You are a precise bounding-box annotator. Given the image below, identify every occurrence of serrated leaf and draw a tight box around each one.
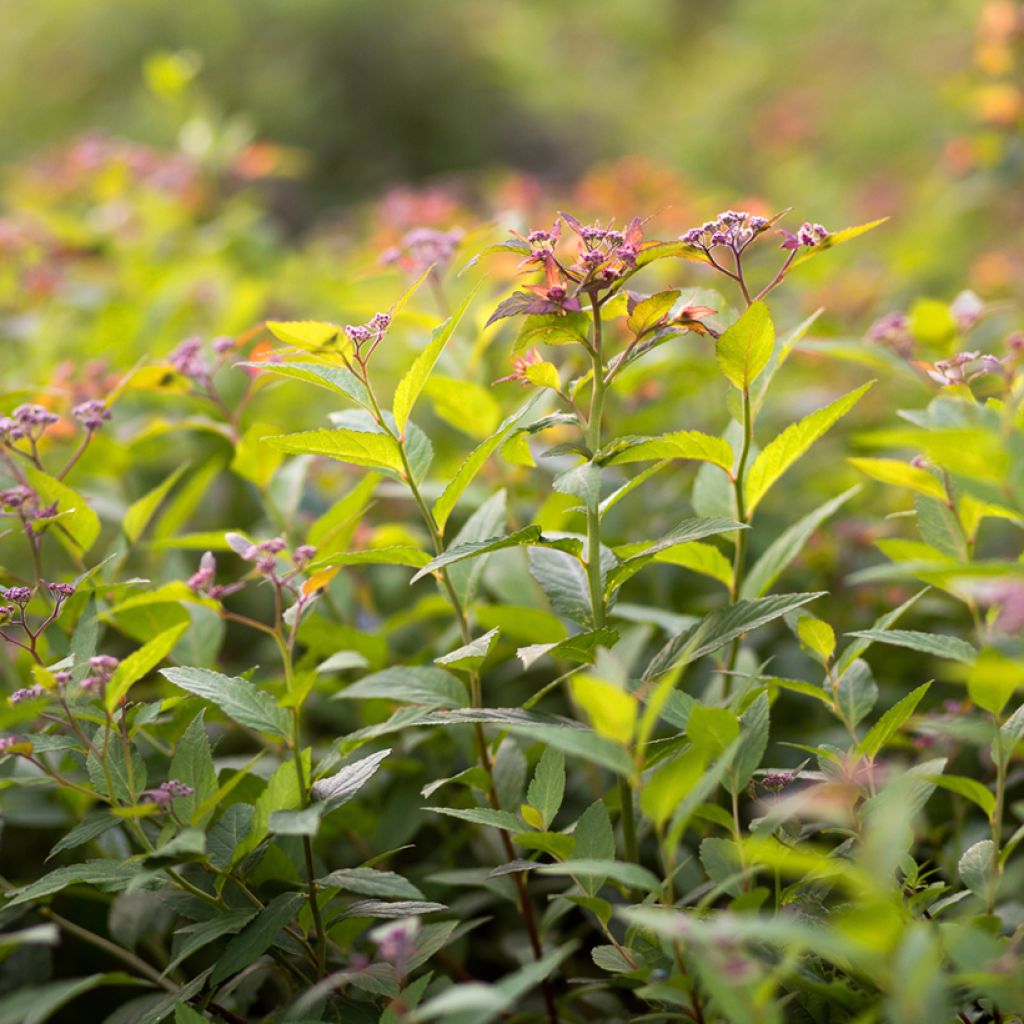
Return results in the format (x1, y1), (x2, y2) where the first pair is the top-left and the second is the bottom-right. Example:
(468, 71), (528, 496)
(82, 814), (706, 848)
(958, 839), (995, 900)
(411, 526), (542, 583)
(529, 546), (592, 627)
(246, 360), (370, 408)
(6, 861), (141, 907)
(161, 666), (290, 739)
(393, 289), (475, 437)
(105, 622), (188, 711)
(926, 774), (996, 817)
(265, 319), (346, 353)
(433, 398), (540, 531)
(335, 666), (467, 708)
(264, 427), (404, 473)
(605, 431), (733, 472)
(538, 860), (661, 892)
(165, 908), (257, 976)
(790, 217), (889, 268)
(169, 711), (218, 826)
(741, 486), (859, 599)
(857, 682), (931, 757)
(643, 592), (825, 681)
(435, 628), (500, 671)
(428, 806), (523, 832)
(23, 465), (101, 553)
(570, 674), (636, 745)
(317, 868), (424, 900)
(627, 290), (680, 335)
(312, 749), (390, 805)
(516, 628), (617, 669)
(848, 457), (946, 500)
(744, 382), (874, 514)
(834, 659), (878, 728)
(526, 747), (565, 829)
(716, 301), (774, 390)
(798, 615), (835, 664)
(845, 629), (976, 665)
(210, 892), (305, 986)
(515, 311), (591, 350)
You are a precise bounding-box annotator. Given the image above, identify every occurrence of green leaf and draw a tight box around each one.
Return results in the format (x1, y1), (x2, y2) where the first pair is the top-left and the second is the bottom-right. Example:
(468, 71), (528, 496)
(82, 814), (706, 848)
(160, 666), (291, 739)
(968, 648), (1023, 717)
(124, 463), (189, 542)
(844, 629), (976, 665)
(46, 810), (118, 862)
(335, 666), (467, 708)
(433, 398), (539, 531)
(643, 592), (825, 681)
(605, 430), (733, 472)
(553, 462), (601, 510)
(428, 806), (523, 832)
(265, 319), (346, 353)
(312, 748), (390, 806)
(835, 659), (878, 727)
(834, 588), (927, 677)
(730, 691), (770, 793)
(915, 494), (967, 559)
(516, 628), (617, 670)
(926, 774), (996, 818)
(245, 360), (370, 408)
(105, 622), (188, 711)
(640, 748), (706, 828)
(435, 628), (500, 671)
(570, 674), (636, 745)
(741, 486), (859, 599)
(958, 839), (995, 900)
(538, 860), (661, 892)
(790, 217), (889, 268)
(445, 489), (507, 606)
(410, 526), (542, 583)
(264, 427), (404, 473)
(573, 800), (614, 896)
(210, 892), (305, 986)
(529, 547), (592, 627)
(317, 868), (424, 900)
(165, 908), (257, 976)
(744, 381), (874, 514)
(526, 747), (565, 830)
(314, 545), (429, 569)
(798, 615), (835, 664)
(848, 457), (946, 500)
(515, 311), (591, 350)
(654, 541), (734, 589)
(0, 973), (146, 1024)
(858, 682), (931, 757)
(500, 723), (634, 777)
(687, 706), (740, 759)
(627, 290), (680, 335)
(393, 289), (475, 437)
(715, 301), (774, 390)
(23, 464), (101, 552)
(6, 860), (141, 907)
(169, 711), (218, 826)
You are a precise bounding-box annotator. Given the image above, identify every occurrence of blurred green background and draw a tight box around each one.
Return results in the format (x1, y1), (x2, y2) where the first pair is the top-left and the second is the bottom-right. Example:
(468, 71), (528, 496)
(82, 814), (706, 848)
(2, 0), (1017, 236)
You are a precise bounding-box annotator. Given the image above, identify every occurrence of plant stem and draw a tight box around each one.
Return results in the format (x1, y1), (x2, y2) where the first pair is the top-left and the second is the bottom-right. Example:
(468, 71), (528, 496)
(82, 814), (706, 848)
(990, 717), (1006, 915)
(359, 373), (556, 1021)
(584, 295), (638, 868)
(723, 385), (753, 691)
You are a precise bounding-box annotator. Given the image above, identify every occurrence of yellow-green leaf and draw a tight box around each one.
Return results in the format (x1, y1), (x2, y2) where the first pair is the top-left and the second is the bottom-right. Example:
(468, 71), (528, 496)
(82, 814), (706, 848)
(23, 465), (101, 553)
(654, 541), (733, 588)
(123, 463), (190, 543)
(525, 360), (561, 391)
(606, 431), (733, 473)
(393, 288), (475, 438)
(105, 622), (189, 711)
(570, 674), (637, 746)
(790, 218), (889, 268)
(847, 457), (945, 501)
(797, 615), (835, 664)
(745, 381), (874, 514)
(715, 301), (774, 391)
(264, 428), (404, 473)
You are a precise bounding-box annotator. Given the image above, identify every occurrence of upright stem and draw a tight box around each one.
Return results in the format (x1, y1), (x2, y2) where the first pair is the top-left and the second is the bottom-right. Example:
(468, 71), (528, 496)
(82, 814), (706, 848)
(585, 295), (638, 867)
(723, 386), (753, 691)
(360, 375), (556, 1022)
(990, 718), (1006, 915)
(274, 629), (328, 976)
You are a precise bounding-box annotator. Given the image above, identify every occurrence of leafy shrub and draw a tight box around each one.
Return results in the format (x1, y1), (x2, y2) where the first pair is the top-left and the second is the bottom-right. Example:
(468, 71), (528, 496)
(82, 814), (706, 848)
(1, 162), (1023, 1024)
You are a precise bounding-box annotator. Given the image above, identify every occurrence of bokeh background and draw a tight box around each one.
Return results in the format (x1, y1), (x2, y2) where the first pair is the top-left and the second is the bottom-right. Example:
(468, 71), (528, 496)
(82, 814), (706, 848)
(2, 0), (1021, 299)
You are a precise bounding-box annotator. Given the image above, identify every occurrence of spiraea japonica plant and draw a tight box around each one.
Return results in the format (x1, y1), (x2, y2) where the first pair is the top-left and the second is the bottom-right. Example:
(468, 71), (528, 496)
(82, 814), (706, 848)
(0, 190), (1023, 1024)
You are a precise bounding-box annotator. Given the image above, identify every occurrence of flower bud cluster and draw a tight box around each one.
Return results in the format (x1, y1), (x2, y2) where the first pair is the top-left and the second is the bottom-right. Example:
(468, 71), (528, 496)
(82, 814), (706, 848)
(382, 226), (463, 274)
(681, 210), (771, 253)
(80, 654), (120, 695)
(141, 779), (195, 808)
